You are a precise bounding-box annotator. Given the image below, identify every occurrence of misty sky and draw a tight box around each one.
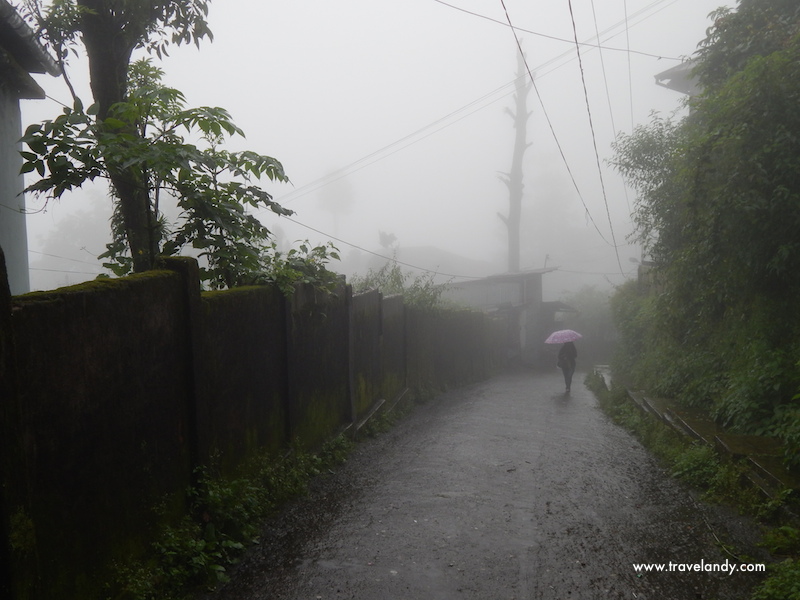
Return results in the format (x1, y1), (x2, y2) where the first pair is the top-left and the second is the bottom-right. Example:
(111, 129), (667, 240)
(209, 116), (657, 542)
(21, 0), (728, 298)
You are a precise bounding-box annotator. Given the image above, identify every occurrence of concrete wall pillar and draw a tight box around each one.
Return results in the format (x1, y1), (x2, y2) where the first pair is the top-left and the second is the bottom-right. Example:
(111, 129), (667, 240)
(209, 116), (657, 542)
(0, 88), (29, 295)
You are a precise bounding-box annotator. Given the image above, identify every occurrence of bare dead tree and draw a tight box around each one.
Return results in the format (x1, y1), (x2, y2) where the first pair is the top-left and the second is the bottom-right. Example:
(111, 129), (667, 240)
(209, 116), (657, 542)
(498, 50), (532, 273)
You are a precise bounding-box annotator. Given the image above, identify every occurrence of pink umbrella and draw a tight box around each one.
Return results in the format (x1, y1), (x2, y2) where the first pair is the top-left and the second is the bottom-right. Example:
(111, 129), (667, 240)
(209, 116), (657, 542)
(544, 329), (582, 344)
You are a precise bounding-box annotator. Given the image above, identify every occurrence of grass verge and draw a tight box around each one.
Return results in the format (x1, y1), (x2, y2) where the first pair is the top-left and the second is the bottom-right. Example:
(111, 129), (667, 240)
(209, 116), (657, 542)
(585, 370), (800, 600)
(106, 388), (423, 600)
(107, 435), (354, 600)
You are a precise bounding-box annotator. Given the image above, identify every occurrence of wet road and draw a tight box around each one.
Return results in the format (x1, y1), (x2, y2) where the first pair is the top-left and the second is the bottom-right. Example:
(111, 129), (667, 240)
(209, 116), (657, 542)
(207, 369), (766, 599)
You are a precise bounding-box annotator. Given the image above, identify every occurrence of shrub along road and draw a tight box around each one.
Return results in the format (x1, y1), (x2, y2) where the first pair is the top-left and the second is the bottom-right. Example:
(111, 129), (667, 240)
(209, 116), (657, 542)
(205, 369), (768, 599)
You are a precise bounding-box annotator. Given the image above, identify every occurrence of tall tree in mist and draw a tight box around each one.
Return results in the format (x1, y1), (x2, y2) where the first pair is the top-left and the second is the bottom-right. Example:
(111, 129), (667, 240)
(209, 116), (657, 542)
(609, 0), (800, 454)
(28, 0), (217, 273)
(498, 50), (532, 273)
(19, 1), (331, 290)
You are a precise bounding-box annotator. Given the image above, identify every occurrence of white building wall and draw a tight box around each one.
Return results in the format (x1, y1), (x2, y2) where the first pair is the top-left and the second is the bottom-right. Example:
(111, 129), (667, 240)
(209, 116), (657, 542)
(0, 83), (28, 295)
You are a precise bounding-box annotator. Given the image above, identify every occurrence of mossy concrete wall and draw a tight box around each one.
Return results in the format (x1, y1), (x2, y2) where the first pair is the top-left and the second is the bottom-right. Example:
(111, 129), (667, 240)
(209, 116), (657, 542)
(6, 268), (195, 599)
(348, 292), (408, 423)
(285, 282), (351, 450)
(406, 307), (502, 392)
(351, 290), (382, 420)
(0, 254), (502, 599)
(199, 285), (288, 472)
(379, 294), (406, 403)
(0, 247), (21, 600)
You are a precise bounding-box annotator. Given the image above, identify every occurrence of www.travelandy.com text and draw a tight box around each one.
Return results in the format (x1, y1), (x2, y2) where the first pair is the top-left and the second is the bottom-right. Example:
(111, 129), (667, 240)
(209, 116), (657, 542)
(632, 560), (765, 575)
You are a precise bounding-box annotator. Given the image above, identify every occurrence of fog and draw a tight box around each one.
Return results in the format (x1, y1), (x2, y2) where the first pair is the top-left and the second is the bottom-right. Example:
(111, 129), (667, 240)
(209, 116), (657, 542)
(21, 0), (726, 299)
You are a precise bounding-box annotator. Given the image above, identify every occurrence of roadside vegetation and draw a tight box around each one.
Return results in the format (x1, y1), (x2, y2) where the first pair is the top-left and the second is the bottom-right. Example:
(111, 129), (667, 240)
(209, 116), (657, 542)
(108, 392), (417, 600)
(608, 0), (800, 465)
(107, 436), (353, 600)
(349, 257), (449, 310)
(585, 371), (800, 600)
(603, 8), (800, 592)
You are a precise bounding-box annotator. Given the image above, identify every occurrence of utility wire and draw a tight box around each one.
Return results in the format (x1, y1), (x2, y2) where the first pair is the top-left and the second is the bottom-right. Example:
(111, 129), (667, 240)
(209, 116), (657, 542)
(588, 0), (632, 217)
(590, 0), (619, 136)
(29, 249), (103, 267)
(270, 0), (686, 209)
(30, 267), (103, 275)
(566, 0), (624, 273)
(268, 77), (520, 207)
(498, 0), (613, 248)
(283, 215), (486, 280)
(621, 0), (635, 215)
(558, 267), (636, 276)
(431, 0), (681, 61)
(625, 0), (636, 133)
(274, 2), (642, 269)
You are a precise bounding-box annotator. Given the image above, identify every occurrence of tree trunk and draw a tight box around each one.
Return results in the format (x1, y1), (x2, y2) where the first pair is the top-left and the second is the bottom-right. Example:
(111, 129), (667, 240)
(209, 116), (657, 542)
(501, 52), (532, 274)
(79, 0), (155, 272)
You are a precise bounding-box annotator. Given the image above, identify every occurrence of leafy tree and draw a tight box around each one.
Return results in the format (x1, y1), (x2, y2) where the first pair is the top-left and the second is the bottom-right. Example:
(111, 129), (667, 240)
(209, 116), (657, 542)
(350, 258), (448, 310)
(256, 240), (342, 296)
(609, 111), (689, 265)
(19, 1), (328, 290)
(693, 0), (800, 91)
(25, 0), (216, 272)
(609, 0), (800, 455)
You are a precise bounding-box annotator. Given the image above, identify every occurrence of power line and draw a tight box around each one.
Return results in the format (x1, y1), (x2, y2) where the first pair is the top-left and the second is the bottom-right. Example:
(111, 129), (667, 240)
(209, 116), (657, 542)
(622, 0), (636, 214)
(566, 0), (624, 273)
(589, 0), (619, 139)
(624, 0), (636, 133)
(267, 77), (519, 208)
(498, 0), (614, 249)
(431, 0), (680, 61)
(283, 216), (485, 281)
(274, 1), (643, 269)
(269, 1), (687, 210)
(29, 267), (103, 275)
(29, 249), (104, 267)
(557, 267), (636, 276)
(588, 0), (632, 218)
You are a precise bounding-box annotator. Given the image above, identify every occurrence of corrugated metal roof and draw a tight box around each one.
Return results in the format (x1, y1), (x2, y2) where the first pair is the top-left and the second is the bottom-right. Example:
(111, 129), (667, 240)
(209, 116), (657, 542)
(0, 0), (59, 77)
(654, 60), (700, 96)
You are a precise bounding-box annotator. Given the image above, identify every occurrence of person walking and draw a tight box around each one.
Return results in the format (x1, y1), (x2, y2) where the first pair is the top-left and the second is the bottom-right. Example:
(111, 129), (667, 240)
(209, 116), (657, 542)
(557, 341), (577, 392)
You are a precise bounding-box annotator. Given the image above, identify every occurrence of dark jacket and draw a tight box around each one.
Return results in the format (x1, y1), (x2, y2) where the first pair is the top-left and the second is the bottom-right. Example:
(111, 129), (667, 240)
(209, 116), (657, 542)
(558, 342), (577, 369)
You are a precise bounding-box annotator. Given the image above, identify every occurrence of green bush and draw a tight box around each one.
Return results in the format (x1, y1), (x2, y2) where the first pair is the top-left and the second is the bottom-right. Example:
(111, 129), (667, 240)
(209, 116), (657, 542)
(761, 526), (800, 556)
(350, 258), (448, 310)
(108, 436), (354, 600)
(751, 559), (800, 600)
(588, 371), (800, 600)
(670, 443), (719, 488)
(608, 279), (800, 469)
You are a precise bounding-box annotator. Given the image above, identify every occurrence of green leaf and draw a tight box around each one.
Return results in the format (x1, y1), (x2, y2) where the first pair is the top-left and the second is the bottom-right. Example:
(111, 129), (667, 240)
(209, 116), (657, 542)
(19, 161), (37, 174)
(103, 117), (128, 130)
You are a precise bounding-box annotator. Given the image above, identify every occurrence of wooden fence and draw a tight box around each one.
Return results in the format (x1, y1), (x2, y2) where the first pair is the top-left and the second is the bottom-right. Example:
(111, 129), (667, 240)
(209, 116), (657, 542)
(0, 252), (503, 599)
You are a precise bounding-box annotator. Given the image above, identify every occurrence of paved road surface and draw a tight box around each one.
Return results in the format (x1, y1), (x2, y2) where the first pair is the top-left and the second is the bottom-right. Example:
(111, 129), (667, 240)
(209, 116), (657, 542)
(207, 369), (767, 599)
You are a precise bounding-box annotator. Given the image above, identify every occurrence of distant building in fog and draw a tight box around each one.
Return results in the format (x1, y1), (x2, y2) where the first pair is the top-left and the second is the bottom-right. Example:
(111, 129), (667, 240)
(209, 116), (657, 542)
(442, 268), (556, 366)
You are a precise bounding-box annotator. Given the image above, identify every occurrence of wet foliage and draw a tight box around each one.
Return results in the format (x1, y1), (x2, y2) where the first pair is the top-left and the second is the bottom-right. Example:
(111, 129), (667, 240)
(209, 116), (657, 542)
(587, 370), (800, 600)
(20, 3), (337, 291)
(608, 0), (800, 466)
(107, 436), (353, 600)
(350, 257), (448, 310)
